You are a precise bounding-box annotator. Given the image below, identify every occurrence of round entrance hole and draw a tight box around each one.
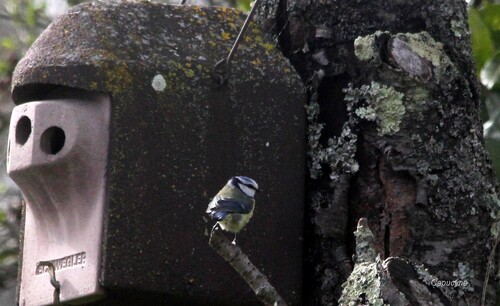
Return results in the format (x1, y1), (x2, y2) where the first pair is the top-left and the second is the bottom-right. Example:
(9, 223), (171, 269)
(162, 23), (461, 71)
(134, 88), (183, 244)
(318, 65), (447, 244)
(16, 116), (32, 145)
(40, 127), (66, 155)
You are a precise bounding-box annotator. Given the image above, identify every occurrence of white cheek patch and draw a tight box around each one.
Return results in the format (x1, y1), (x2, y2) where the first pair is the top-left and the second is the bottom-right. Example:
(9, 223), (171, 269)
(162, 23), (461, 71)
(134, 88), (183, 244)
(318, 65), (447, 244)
(239, 183), (256, 198)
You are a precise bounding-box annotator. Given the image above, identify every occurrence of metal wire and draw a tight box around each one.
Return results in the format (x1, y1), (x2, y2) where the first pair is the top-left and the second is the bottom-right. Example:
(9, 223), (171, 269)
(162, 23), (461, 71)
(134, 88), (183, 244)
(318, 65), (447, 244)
(38, 261), (61, 305)
(212, 0), (261, 85)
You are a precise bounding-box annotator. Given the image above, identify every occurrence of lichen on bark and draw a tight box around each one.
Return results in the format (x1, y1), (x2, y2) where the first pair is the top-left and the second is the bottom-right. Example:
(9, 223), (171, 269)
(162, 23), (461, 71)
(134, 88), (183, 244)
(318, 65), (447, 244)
(257, 0), (499, 304)
(345, 81), (405, 136)
(339, 219), (386, 306)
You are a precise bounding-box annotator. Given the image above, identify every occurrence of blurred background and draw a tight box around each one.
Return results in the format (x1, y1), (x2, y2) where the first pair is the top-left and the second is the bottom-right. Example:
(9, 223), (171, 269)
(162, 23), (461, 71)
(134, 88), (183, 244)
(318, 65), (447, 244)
(0, 0), (497, 304)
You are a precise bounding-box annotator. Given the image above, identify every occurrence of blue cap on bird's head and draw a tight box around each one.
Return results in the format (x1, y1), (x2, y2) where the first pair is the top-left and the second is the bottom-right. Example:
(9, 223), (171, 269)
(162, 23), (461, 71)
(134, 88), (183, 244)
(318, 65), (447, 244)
(229, 176), (259, 197)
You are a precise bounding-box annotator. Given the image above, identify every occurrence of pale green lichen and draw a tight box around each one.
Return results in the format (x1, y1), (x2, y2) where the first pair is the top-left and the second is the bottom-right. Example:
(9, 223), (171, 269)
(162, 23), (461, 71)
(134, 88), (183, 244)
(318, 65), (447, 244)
(354, 219), (377, 263)
(354, 35), (376, 61)
(345, 81), (405, 136)
(400, 32), (452, 74)
(414, 263), (437, 287)
(325, 127), (359, 181)
(354, 31), (389, 62)
(304, 94), (325, 179)
(305, 94), (359, 180)
(338, 262), (387, 306)
(355, 106), (377, 121)
(405, 86), (429, 106)
(339, 221), (386, 306)
(392, 32), (467, 93)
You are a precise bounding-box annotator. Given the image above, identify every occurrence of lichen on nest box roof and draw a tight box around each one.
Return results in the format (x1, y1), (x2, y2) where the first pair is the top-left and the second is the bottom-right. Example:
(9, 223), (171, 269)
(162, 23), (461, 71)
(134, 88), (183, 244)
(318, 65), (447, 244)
(11, 0), (302, 103)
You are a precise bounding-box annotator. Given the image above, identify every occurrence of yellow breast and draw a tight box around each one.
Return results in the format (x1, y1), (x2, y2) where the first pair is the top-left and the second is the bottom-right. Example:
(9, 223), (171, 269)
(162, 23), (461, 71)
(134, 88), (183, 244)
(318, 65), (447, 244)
(218, 210), (254, 233)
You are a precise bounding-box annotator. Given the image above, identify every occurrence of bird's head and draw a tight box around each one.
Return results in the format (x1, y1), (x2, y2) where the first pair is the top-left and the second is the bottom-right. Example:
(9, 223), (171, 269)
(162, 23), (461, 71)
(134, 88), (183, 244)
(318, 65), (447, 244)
(229, 176), (259, 198)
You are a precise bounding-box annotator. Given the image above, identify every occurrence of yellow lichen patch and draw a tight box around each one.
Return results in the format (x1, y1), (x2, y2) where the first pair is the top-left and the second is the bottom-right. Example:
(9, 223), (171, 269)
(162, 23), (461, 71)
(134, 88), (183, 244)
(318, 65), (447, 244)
(167, 72), (178, 91)
(167, 59), (183, 70)
(218, 7), (236, 22)
(88, 49), (119, 62)
(251, 58), (262, 66)
(90, 81), (98, 90)
(221, 31), (231, 40)
(167, 72), (177, 79)
(260, 42), (275, 52)
(104, 62), (134, 94)
(184, 69), (195, 78)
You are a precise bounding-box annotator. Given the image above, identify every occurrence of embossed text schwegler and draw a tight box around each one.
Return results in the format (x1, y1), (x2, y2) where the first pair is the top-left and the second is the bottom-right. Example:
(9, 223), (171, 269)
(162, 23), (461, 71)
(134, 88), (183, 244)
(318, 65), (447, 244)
(35, 252), (86, 275)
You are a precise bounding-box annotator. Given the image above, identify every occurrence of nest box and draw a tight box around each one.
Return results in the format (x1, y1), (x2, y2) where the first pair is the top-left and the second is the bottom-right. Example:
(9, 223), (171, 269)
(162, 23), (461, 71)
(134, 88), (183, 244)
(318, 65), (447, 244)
(7, 1), (305, 305)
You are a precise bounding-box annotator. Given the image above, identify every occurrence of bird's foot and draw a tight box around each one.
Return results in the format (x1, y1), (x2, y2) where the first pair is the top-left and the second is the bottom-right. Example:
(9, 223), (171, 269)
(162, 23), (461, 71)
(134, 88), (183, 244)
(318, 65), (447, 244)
(210, 223), (219, 239)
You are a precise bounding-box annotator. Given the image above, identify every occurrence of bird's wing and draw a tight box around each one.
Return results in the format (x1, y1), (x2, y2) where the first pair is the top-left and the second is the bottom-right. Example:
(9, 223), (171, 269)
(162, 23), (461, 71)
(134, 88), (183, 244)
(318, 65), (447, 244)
(207, 196), (253, 220)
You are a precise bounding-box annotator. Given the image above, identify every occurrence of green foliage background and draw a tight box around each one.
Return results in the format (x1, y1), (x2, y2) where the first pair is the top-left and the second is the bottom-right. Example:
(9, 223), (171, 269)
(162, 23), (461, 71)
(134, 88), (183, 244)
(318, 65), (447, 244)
(469, 2), (500, 176)
(0, 1), (49, 302)
(0, 0), (497, 304)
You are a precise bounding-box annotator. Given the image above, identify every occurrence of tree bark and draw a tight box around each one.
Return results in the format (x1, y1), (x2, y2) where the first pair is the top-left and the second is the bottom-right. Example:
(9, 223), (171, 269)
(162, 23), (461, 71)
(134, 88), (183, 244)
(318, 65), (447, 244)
(257, 0), (499, 305)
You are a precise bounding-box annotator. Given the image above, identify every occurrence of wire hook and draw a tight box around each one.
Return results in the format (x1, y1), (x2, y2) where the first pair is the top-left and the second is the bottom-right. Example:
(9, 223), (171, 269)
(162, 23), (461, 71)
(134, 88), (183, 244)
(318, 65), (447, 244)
(38, 261), (61, 305)
(212, 0), (262, 85)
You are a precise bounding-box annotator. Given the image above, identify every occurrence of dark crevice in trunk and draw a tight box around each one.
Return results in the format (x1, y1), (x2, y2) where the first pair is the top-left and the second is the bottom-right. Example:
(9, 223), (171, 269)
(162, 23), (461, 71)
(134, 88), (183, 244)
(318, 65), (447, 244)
(384, 221), (391, 259)
(317, 75), (349, 139)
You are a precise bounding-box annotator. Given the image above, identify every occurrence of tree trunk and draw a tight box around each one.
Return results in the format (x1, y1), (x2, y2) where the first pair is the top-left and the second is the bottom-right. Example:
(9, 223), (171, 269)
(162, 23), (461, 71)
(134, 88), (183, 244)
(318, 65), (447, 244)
(257, 0), (498, 305)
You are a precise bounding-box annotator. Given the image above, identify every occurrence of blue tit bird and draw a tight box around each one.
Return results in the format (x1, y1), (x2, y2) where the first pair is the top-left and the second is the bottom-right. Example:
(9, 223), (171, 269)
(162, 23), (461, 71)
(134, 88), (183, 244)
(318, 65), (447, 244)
(206, 176), (259, 244)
